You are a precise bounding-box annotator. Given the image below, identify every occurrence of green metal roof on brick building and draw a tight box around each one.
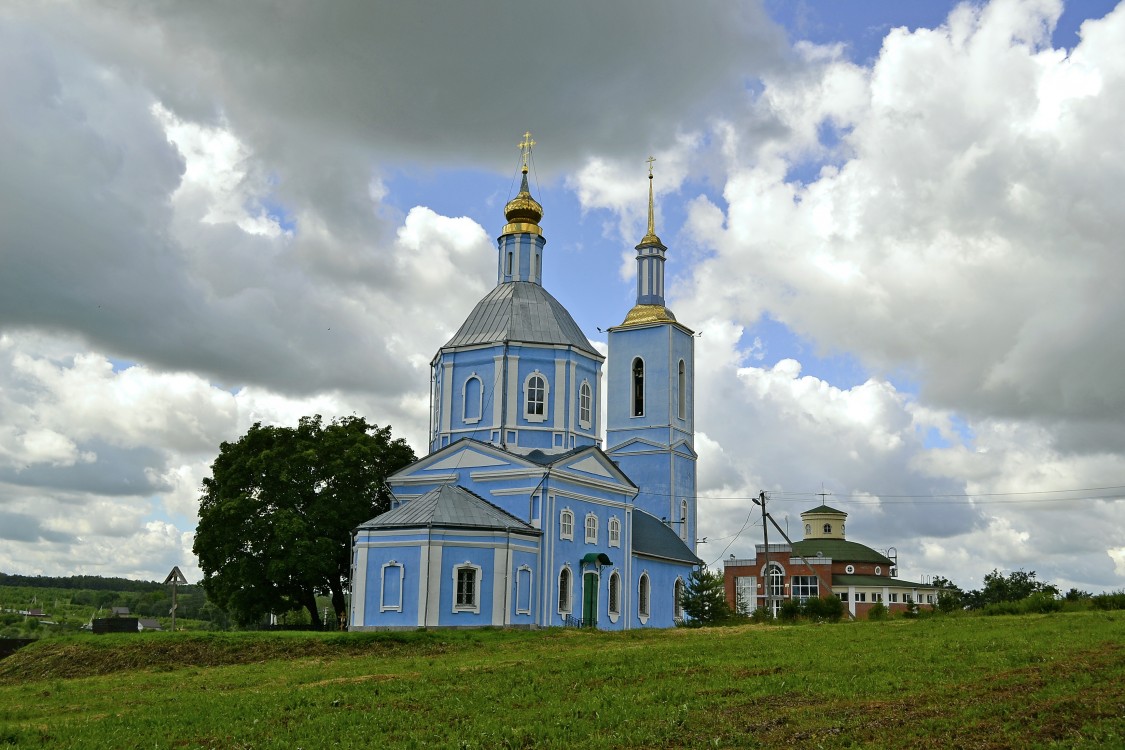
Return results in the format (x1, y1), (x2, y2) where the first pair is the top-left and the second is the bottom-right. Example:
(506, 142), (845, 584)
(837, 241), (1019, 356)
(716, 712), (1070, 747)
(791, 538), (892, 565)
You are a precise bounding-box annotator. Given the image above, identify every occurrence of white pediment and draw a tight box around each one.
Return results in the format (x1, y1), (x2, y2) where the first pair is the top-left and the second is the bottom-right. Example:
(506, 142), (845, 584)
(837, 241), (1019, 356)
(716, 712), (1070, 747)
(568, 455), (615, 478)
(428, 449), (510, 470)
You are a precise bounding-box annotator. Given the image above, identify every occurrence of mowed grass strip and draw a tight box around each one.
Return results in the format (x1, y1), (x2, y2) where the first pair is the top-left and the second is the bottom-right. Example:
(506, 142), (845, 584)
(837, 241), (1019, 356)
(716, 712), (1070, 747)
(0, 612), (1121, 749)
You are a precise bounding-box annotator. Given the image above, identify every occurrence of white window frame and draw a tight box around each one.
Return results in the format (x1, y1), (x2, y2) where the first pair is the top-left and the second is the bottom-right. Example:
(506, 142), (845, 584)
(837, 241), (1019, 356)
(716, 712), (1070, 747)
(524, 371), (549, 423)
(823, 523), (832, 534)
(462, 374), (483, 424)
(608, 571), (621, 623)
(558, 566), (573, 614)
(515, 565), (533, 615)
(452, 563), (482, 614)
(560, 508), (574, 540)
(608, 516), (621, 548)
(791, 575), (818, 603)
(677, 359), (686, 420)
(578, 380), (593, 428)
(735, 576), (756, 614)
(845, 564), (855, 574)
(584, 513), (598, 544)
(631, 357), (645, 418)
(674, 578), (685, 621)
(679, 499), (688, 540)
(380, 561), (404, 612)
(638, 572), (651, 622)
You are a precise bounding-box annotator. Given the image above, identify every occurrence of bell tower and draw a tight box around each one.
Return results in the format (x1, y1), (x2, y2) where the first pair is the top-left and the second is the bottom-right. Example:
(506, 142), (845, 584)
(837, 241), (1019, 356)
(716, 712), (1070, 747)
(606, 160), (697, 549)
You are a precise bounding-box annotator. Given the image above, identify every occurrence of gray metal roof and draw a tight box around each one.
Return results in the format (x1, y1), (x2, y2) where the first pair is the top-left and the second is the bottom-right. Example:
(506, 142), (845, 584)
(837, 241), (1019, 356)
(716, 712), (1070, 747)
(632, 510), (701, 565)
(442, 281), (600, 356)
(357, 484), (537, 533)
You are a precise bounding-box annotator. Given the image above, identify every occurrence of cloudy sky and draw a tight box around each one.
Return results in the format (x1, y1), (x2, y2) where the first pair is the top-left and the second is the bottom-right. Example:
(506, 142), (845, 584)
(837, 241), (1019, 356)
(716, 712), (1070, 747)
(2, 0), (1123, 594)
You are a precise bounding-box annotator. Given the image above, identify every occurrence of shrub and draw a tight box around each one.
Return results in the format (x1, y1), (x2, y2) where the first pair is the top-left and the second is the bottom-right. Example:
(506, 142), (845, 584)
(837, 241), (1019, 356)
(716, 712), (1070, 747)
(778, 598), (802, 623)
(1092, 591), (1125, 611)
(901, 600), (919, 619)
(937, 591), (960, 614)
(749, 606), (772, 624)
(805, 595), (844, 622)
(1023, 592), (1062, 614)
(867, 602), (888, 621)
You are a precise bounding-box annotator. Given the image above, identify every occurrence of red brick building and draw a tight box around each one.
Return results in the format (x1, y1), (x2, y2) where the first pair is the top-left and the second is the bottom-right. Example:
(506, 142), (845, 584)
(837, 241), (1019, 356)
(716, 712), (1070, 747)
(722, 504), (938, 619)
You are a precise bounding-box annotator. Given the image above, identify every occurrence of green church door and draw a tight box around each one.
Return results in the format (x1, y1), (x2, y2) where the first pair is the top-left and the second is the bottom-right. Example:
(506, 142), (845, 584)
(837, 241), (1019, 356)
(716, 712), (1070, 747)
(582, 572), (598, 627)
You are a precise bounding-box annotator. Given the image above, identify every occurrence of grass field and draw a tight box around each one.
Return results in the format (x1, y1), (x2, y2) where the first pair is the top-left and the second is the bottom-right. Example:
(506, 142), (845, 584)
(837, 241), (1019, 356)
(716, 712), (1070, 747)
(1, 612), (1122, 749)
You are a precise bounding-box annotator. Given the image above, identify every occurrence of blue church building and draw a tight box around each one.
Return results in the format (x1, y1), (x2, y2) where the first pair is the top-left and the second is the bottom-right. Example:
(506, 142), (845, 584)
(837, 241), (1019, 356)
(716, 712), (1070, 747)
(349, 141), (700, 630)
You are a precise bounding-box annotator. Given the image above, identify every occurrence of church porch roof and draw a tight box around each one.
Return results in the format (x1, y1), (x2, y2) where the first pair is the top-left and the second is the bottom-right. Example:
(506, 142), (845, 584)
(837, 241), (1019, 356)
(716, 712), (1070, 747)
(632, 509), (700, 565)
(357, 484), (537, 533)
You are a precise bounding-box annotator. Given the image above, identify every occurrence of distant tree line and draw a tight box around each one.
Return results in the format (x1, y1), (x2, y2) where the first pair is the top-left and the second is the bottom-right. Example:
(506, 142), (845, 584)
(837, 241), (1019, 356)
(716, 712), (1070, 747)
(0, 573), (168, 593)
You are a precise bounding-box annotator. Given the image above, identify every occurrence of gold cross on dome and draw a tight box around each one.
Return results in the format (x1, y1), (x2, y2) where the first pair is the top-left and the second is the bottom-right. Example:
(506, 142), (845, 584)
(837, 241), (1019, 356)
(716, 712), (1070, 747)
(519, 131), (536, 171)
(646, 155), (656, 178)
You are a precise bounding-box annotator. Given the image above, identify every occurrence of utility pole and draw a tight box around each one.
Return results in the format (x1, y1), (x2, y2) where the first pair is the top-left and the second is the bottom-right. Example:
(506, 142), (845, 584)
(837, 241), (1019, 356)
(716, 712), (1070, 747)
(753, 490), (771, 619)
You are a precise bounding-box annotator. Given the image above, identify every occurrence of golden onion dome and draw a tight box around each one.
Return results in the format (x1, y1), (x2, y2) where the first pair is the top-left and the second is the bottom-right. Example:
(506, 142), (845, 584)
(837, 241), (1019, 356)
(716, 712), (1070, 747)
(504, 187), (543, 225)
(502, 170), (543, 236)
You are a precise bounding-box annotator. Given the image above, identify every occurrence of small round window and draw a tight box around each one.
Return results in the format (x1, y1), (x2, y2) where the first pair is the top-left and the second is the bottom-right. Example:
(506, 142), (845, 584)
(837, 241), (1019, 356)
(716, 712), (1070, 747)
(845, 564), (855, 574)
(875, 566), (882, 575)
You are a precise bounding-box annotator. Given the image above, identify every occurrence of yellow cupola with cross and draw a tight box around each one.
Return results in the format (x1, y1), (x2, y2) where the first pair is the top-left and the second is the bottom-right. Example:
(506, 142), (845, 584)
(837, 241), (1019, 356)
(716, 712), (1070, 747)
(801, 504), (847, 540)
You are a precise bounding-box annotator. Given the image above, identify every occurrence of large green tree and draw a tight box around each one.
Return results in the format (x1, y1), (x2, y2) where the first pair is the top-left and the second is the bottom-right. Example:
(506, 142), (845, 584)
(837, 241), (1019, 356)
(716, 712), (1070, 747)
(193, 415), (415, 628)
(679, 566), (736, 626)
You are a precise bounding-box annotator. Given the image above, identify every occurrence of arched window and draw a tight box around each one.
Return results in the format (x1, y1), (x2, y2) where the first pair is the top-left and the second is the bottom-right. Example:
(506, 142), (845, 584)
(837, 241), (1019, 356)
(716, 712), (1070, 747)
(768, 563), (785, 604)
(560, 509), (574, 540)
(677, 360), (686, 420)
(674, 578), (685, 620)
(515, 566), (533, 615)
(579, 380), (592, 427)
(805, 523), (811, 536)
(608, 517), (621, 547)
(558, 567), (572, 613)
(823, 523), (832, 534)
(631, 358), (644, 417)
(584, 513), (598, 544)
(679, 499), (688, 540)
(638, 573), (651, 617)
(608, 572), (621, 616)
(525, 372), (548, 421)
(462, 375), (482, 423)
(506, 251), (513, 276)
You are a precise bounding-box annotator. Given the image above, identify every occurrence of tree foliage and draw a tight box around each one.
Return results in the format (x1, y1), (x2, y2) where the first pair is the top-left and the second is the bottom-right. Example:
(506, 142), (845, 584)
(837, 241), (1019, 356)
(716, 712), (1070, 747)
(679, 566), (736, 626)
(962, 569), (1059, 610)
(193, 415), (415, 628)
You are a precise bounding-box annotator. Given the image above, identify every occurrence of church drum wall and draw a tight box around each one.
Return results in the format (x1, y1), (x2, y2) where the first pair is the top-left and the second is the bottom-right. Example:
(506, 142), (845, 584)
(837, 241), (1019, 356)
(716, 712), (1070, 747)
(434, 344), (601, 454)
